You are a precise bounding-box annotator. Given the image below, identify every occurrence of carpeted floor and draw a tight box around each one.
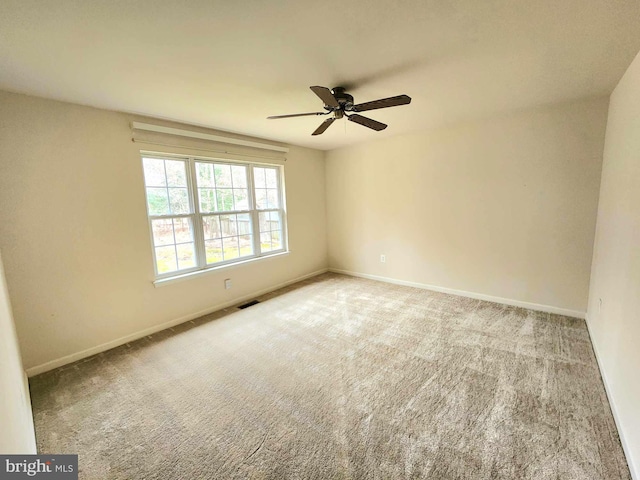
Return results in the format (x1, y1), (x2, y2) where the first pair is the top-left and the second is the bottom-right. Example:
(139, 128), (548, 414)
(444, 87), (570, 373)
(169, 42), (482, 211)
(30, 273), (630, 479)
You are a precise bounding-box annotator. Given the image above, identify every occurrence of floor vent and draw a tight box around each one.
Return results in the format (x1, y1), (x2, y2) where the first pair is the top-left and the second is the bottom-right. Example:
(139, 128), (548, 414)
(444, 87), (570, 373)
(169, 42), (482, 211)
(238, 300), (260, 309)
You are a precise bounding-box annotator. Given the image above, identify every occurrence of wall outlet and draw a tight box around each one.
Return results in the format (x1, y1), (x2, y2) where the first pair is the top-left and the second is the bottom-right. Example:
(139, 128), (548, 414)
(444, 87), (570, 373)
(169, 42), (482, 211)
(380, 254), (386, 263)
(224, 278), (232, 290)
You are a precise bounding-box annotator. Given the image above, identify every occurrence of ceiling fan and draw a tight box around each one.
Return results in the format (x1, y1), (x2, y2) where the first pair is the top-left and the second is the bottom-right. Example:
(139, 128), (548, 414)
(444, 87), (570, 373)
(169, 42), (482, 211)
(267, 86), (411, 136)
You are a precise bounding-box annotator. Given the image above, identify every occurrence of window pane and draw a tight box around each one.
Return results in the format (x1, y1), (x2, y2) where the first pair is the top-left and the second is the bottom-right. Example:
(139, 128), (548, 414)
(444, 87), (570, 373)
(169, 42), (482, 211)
(169, 188), (190, 214)
(253, 167), (266, 188)
(216, 189), (234, 212)
(260, 232), (273, 252)
(266, 189), (279, 209)
(214, 164), (232, 187)
(222, 236), (239, 260)
(199, 188), (216, 213)
(259, 211), (280, 233)
(231, 165), (247, 188)
(173, 218), (193, 243)
(205, 239), (223, 264)
(271, 230), (282, 250)
(258, 212), (269, 232)
(196, 163), (214, 187)
(258, 211), (282, 253)
(165, 160), (187, 187)
(237, 213), (251, 235)
(269, 211), (281, 231)
(152, 219), (174, 246)
(143, 158), (166, 187)
(156, 246), (178, 274)
(176, 243), (196, 269)
(239, 234), (253, 257)
(203, 215), (221, 240)
(219, 214), (237, 237)
(265, 168), (277, 188)
(151, 216), (195, 275)
(255, 188), (267, 209)
(146, 188), (170, 215)
(233, 189), (249, 211)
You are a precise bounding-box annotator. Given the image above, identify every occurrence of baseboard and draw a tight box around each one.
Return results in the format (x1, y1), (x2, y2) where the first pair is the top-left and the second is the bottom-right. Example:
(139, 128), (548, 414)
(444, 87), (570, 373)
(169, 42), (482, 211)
(26, 268), (328, 377)
(585, 315), (637, 480)
(329, 268), (586, 319)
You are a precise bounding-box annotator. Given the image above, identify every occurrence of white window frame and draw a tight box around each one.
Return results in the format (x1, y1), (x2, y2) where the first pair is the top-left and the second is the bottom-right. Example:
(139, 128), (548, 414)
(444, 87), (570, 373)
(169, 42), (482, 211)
(141, 152), (288, 280)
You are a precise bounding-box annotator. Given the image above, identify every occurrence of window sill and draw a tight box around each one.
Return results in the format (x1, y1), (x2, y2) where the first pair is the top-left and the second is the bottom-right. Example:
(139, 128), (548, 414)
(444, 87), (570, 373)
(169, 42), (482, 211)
(153, 251), (290, 288)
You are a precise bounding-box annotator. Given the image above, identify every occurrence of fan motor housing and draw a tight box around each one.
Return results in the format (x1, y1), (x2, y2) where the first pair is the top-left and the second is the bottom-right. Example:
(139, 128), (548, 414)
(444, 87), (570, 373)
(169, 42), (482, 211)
(331, 87), (354, 110)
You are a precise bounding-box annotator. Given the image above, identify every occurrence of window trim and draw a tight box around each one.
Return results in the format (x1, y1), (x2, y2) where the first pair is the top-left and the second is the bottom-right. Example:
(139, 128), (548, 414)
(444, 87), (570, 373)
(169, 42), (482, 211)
(141, 152), (288, 281)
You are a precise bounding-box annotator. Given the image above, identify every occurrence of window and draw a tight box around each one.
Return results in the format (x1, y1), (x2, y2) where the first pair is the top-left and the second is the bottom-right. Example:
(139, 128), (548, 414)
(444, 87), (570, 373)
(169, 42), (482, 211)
(142, 154), (286, 278)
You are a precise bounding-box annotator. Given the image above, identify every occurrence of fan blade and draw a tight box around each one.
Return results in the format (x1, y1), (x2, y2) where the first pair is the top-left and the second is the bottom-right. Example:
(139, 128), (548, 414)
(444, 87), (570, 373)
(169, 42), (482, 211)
(352, 94), (411, 112)
(310, 86), (340, 108)
(312, 117), (337, 136)
(347, 114), (387, 131)
(267, 112), (327, 119)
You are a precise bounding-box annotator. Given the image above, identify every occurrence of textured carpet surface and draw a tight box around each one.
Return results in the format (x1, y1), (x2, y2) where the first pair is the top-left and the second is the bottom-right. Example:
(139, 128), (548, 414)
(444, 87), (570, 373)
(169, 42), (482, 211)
(30, 273), (630, 479)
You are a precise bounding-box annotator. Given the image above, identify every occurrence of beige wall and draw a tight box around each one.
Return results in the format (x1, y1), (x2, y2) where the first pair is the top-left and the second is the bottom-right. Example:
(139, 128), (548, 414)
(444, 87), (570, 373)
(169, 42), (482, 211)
(587, 51), (640, 479)
(326, 98), (608, 314)
(0, 91), (328, 372)
(0, 250), (36, 453)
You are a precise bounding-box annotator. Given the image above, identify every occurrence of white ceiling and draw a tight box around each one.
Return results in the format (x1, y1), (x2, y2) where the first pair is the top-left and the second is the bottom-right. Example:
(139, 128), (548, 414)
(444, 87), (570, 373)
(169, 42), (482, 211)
(1, 0), (639, 151)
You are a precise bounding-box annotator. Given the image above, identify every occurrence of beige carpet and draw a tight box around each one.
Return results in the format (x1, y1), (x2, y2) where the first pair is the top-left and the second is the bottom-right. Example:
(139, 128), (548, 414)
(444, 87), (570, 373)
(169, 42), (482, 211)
(30, 273), (630, 479)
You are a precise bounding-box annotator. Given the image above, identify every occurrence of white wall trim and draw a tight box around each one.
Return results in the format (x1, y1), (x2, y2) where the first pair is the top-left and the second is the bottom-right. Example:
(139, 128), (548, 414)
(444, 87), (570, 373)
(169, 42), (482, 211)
(26, 268), (328, 377)
(585, 315), (637, 480)
(329, 268), (586, 319)
(131, 122), (289, 153)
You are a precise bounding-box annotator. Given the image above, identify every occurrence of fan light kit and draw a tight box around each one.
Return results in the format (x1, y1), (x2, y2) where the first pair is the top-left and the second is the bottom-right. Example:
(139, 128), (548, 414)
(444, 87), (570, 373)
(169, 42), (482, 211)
(267, 86), (411, 136)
